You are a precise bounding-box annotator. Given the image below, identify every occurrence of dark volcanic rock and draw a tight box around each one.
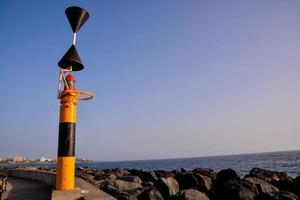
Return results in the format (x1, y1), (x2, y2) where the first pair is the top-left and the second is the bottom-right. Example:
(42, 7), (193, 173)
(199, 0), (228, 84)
(181, 168), (187, 173)
(216, 168), (239, 187)
(174, 172), (199, 190)
(111, 168), (131, 177)
(93, 179), (105, 187)
(129, 169), (158, 183)
(246, 177), (279, 200)
(199, 174), (213, 192)
(154, 177), (179, 200)
(192, 168), (216, 180)
(76, 167), (97, 176)
(94, 170), (117, 181)
(217, 179), (258, 200)
(76, 171), (95, 182)
(249, 168), (275, 182)
(249, 168), (294, 191)
(72, 167), (297, 199)
(173, 189), (209, 200)
(118, 193), (138, 200)
(119, 176), (143, 184)
(100, 179), (143, 198)
(86, 169), (97, 176)
(293, 176), (300, 197)
(142, 181), (154, 188)
(174, 172), (212, 193)
(155, 170), (176, 178)
(278, 191), (299, 200)
(138, 187), (164, 200)
(94, 170), (107, 180)
(94, 168), (129, 181)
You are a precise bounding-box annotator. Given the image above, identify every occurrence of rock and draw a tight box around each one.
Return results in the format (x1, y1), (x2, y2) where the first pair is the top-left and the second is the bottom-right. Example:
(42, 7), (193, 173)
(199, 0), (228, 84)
(171, 170), (180, 174)
(155, 177), (179, 200)
(249, 168), (294, 191)
(207, 186), (217, 200)
(108, 174), (117, 180)
(94, 170), (117, 181)
(76, 167), (96, 176)
(94, 170), (107, 180)
(111, 168), (131, 178)
(138, 187), (164, 200)
(76, 166), (91, 173)
(103, 169), (111, 174)
(129, 169), (158, 183)
(217, 179), (258, 200)
(174, 189), (209, 200)
(86, 169), (97, 176)
(174, 172), (198, 190)
(118, 193), (138, 200)
(143, 181), (154, 187)
(174, 172), (212, 193)
(76, 171), (95, 181)
(119, 176), (143, 184)
(246, 177), (279, 200)
(76, 166), (85, 171)
(278, 191), (299, 200)
(181, 168), (187, 173)
(93, 179), (105, 187)
(94, 169), (123, 181)
(155, 170), (176, 178)
(192, 168), (216, 180)
(100, 179), (143, 197)
(200, 175), (213, 192)
(293, 176), (300, 197)
(216, 168), (239, 187)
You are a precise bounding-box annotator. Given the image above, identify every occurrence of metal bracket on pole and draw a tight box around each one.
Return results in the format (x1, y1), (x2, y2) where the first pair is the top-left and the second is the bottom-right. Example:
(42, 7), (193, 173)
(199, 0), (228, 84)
(57, 68), (72, 99)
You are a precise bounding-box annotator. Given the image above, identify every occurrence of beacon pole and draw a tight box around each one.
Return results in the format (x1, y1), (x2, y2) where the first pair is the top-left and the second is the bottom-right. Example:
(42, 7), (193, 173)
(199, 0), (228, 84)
(56, 6), (93, 190)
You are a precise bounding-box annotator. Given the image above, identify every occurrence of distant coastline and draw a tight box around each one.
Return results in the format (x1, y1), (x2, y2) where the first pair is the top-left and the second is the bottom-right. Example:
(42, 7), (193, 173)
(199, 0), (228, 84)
(1, 150), (299, 177)
(0, 157), (94, 165)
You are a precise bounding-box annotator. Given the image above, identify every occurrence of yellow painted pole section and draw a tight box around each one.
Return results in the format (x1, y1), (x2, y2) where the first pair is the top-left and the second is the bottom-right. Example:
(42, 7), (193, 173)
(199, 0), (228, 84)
(56, 88), (78, 190)
(59, 91), (78, 123)
(56, 157), (76, 190)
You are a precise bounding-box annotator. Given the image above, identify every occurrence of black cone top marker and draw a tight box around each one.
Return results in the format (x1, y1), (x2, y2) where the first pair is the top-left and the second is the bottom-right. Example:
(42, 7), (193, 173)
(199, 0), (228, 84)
(65, 6), (90, 33)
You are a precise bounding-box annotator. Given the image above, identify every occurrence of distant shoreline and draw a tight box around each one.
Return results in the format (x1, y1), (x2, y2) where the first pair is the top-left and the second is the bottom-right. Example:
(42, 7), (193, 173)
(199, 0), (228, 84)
(1, 150), (299, 178)
(1, 149), (299, 164)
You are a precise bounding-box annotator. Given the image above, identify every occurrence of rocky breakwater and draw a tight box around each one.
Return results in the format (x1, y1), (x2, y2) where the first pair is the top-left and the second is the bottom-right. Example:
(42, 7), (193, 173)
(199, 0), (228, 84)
(76, 167), (299, 200)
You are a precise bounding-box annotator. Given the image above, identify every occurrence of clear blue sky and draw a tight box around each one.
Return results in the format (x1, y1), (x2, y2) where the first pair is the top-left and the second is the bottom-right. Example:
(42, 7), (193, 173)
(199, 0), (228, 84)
(0, 1), (299, 161)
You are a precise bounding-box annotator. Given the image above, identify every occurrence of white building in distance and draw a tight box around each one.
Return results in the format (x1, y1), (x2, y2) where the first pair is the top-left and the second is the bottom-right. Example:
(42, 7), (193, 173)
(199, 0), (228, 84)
(39, 157), (52, 162)
(7, 156), (26, 162)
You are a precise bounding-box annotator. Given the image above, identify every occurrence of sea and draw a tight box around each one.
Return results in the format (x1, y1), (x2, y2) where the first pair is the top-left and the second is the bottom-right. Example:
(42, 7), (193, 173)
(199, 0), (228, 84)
(1, 150), (299, 177)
